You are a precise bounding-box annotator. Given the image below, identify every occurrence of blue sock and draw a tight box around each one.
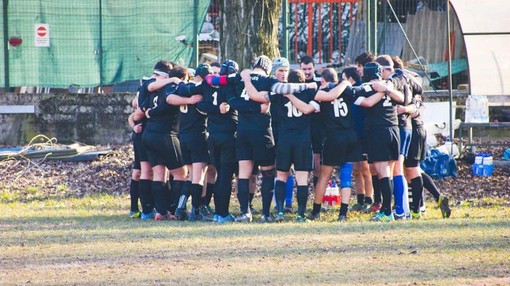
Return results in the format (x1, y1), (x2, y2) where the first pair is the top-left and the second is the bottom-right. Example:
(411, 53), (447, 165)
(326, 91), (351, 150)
(285, 175), (294, 207)
(393, 175), (405, 215)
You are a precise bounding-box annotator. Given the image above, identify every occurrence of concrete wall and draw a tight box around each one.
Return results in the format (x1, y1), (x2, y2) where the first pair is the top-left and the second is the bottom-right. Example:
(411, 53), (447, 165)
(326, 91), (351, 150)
(0, 93), (134, 145)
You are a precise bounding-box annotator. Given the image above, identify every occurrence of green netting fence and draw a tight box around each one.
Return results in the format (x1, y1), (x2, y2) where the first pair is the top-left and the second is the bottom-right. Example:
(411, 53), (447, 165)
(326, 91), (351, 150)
(1, 0), (210, 89)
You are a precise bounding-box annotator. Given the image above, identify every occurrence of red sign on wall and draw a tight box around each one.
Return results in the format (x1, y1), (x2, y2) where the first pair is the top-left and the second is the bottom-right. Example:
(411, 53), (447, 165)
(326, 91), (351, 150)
(34, 24), (50, 47)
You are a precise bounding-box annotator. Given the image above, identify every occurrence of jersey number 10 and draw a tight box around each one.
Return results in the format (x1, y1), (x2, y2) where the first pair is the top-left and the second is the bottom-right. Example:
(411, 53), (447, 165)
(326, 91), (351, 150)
(284, 101), (303, 117)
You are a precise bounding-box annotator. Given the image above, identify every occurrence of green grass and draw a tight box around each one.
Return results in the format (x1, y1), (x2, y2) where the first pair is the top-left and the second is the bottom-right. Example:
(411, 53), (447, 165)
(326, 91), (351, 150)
(1, 195), (509, 285)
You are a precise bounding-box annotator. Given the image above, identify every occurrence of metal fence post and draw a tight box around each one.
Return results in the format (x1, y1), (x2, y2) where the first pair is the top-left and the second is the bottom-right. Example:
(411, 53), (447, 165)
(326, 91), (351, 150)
(191, 0), (199, 68)
(3, 0), (9, 91)
(281, 0), (289, 59)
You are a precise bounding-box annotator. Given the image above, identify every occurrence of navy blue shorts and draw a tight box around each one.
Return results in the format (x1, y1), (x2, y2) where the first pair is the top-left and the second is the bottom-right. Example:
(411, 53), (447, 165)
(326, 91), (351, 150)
(399, 128), (412, 157)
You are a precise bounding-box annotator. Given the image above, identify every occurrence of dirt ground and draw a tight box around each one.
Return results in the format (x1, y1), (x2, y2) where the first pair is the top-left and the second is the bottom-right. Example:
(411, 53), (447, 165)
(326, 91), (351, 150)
(0, 143), (509, 204)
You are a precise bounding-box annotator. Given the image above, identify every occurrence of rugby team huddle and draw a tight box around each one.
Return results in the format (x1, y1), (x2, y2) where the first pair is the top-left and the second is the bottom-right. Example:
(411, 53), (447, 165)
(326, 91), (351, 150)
(127, 51), (451, 223)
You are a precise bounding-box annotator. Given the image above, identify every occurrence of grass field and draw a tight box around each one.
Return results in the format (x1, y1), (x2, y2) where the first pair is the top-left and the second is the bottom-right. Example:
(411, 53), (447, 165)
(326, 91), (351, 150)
(1, 195), (509, 285)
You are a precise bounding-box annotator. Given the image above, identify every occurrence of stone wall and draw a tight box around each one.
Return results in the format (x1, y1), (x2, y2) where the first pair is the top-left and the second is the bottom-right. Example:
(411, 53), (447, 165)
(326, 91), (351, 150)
(0, 89), (485, 146)
(0, 93), (134, 145)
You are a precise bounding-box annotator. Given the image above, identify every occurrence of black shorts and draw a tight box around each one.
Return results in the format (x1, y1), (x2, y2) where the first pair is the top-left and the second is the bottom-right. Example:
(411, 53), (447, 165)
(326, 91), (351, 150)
(180, 133), (210, 165)
(405, 125), (427, 166)
(366, 126), (400, 163)
(276, 138), (313, 172)
(353, 130), (368, 162)
(142, 131), (183, 170)
(321, 130), (359, 166)
(133, 131), (150, 170)
(236, 129), (275, 166)
(208, 131), (237, 167)
(311, 125), (325, 154)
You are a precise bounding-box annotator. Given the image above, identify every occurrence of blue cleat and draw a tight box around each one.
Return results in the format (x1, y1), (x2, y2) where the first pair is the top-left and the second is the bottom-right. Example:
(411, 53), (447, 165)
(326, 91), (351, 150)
(370, 212), (394, 222)
(217, 214), (235, 224)
(141, 210), (156, 220)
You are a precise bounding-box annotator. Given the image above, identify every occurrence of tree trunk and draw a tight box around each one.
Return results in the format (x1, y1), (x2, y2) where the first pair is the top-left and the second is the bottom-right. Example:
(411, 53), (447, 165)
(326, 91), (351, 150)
(219, 0), (281, 70)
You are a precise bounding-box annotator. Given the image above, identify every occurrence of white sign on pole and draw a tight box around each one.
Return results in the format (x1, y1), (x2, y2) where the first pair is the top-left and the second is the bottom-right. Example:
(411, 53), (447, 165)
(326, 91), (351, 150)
(34, 24), (50, 47)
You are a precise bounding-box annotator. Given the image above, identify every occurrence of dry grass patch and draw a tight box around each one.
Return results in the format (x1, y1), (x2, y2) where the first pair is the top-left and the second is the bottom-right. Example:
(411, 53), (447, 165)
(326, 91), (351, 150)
(1, 195), (509, 285)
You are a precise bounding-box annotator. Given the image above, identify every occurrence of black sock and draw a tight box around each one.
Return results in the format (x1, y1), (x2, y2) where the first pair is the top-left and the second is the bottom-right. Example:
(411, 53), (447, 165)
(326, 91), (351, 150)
(372, 175), (381, 204)
(421, 189), (425, 209)
(237, 179), (250, 214)
(379, 177), (392, 216)
(215, 162), (236, 217)
(364, 196), (373, 205)
(203, 183), (214, 206)
(169, 180), (184, 214)
(296, 185), (308, 217)
(312, 203), (322, 215)
(151, 181), (168, 215)
(421, 172), (440, 201)
(138, 179), (154, 214)
(249, 193), (254, 206)
(339, 203), (348, 216)
(129, 179), (140, 212)
(261, 169), (275, 216)
(176, 180), (190, 210)
(313, 176), (318, 188)
(356, 194), (365, 205)
(191, 183), (203, 209)
(274, 180), (286, 214)
(410, 176), (424, 213)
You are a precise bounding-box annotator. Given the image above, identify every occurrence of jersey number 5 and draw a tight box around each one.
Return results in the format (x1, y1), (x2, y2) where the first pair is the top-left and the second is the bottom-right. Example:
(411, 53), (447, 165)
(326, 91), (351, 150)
(332, 98), (348, 117)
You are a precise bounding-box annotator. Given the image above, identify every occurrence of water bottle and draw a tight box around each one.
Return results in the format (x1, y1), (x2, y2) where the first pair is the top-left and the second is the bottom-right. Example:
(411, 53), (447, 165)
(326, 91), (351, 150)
(482, 154), (493, 176)
(472, 153), (484, 176)
(444, 138), (452, 156)
(330, 181), (340, 207)
(323, 181), (332, 208)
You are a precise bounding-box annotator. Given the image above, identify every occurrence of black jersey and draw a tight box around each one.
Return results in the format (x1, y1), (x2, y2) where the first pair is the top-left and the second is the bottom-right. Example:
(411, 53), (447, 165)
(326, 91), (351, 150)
(137, 77), (155, 111)
(227, 73), (279, 132)
(306, 78), (322, 130)
(411, 96), (424, 128)
(389, 69), (422, 130)
(357, 83), (399, 128)
(274, 89), (317, 139)
(145, 82), (188, 135)
(319, 86), (356, 132)
(133, 77), (155, 133)
(177, 81), (208, 137)
(196, 85), (238, 134)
